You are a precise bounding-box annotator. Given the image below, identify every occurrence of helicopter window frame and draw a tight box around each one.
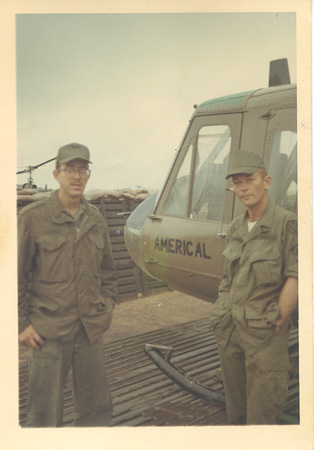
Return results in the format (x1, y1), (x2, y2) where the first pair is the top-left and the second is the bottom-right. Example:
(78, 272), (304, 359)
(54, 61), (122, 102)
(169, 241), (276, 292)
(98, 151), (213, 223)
(162, 141), (195, 217)
(161, 123), (232, 220)
(267, 128), (297, 213)
(189, 124), (232, 222)
(157, 113), (242, 220)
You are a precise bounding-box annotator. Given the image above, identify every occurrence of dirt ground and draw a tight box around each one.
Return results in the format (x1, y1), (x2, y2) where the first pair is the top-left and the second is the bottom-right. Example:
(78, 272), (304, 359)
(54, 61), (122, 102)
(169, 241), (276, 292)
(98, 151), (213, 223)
(19, 290), (214, 361)
(103, 290), (214, 343)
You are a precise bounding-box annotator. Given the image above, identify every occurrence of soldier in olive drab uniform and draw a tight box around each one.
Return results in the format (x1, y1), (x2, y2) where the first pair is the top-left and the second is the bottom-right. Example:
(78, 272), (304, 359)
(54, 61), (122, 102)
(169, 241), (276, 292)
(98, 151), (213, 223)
(18, 143), (118, 427)
(210, 151), (298, 425)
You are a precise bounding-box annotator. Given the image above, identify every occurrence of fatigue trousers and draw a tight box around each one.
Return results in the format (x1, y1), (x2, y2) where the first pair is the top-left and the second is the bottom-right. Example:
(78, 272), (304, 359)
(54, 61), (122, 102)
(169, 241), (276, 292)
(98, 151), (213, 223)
(25, 326), (112, 427)
(218, 326), (290, 425)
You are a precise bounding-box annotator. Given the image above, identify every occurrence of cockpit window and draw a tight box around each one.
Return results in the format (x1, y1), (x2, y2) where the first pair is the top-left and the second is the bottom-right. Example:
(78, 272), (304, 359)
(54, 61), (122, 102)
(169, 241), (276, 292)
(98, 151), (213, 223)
(163, 125), (231, 220)
(191, 125), (231, 221)
(163, 144), (193, 216)
(268, 130), (297, 213)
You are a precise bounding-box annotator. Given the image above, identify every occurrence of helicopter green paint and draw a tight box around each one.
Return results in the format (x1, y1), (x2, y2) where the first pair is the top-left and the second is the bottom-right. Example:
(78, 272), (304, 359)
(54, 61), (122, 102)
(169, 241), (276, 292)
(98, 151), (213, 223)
(199, 90), (253, 109)
(124, 58), (297, 302)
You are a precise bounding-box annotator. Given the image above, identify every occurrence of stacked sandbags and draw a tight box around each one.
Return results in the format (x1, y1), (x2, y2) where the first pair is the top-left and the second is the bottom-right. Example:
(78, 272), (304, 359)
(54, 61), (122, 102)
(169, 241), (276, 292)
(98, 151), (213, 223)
(83, 188), (155, 203)
(17, 189), (52, 205)
(17, 187), (156, 206)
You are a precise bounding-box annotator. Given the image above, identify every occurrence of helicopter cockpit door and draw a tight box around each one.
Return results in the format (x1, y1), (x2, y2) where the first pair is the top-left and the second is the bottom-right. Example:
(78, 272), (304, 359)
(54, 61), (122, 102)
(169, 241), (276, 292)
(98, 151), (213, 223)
(263, 108), (297, 214)
(142, 113), (242, 302)
(232, 105), (297, 219)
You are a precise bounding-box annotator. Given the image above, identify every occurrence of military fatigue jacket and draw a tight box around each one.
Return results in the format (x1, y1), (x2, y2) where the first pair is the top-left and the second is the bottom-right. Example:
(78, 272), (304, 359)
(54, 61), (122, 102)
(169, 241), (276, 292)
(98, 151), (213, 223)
(210, 201), (298, 352)
(18, 190), (118, 343)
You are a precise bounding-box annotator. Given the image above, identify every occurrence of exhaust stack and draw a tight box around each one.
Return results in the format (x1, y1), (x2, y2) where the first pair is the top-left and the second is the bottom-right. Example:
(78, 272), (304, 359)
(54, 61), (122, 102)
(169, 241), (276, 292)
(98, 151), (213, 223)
(269, 58), (291, 87)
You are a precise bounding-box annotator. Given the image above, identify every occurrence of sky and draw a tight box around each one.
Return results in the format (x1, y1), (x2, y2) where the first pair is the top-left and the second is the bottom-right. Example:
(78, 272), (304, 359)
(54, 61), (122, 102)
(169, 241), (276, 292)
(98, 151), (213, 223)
(16, 12), (297, 191)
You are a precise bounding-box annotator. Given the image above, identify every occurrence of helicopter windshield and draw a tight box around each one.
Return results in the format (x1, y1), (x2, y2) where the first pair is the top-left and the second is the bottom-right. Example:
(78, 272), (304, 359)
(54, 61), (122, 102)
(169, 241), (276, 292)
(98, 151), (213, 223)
(163, 143), (193, 216)
(191, 125), (231, 221)
(163, 124), (231, 221)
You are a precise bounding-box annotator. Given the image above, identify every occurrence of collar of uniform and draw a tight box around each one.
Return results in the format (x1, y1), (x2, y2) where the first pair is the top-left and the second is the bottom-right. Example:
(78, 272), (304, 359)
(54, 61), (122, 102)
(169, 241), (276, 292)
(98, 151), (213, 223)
(252, 199), (275, 229)
(237, 200), (275, 243)
(49, 190), (90, 224)
(72, 201), (86, 223)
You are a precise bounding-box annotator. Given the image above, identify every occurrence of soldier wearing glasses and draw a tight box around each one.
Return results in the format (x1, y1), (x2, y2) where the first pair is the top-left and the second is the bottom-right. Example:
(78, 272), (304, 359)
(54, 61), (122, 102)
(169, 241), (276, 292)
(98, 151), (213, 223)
(18, 143), (118, 427)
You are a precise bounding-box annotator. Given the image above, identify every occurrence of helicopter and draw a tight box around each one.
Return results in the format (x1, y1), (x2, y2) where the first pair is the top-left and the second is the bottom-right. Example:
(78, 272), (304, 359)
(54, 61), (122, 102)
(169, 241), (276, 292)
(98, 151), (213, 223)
(123, 58), (298, 416)
(124, 58), (297, 303)
(17, 157), (56, 189)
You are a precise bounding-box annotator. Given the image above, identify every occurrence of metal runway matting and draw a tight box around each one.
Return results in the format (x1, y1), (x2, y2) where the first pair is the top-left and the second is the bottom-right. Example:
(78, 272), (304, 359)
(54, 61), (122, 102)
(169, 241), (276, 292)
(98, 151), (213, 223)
(19, 318), (299, 427)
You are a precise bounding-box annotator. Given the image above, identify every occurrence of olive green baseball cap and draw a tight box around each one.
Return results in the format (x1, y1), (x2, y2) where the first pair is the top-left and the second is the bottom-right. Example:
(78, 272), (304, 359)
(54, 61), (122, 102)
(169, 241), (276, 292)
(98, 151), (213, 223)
(56, 143), (92, 164)
(226, 151), (265, 179)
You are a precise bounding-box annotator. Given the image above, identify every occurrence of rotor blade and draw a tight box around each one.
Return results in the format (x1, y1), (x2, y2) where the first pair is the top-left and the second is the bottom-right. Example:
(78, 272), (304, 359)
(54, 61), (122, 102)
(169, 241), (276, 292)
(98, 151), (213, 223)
(32, 157), (56, 169)
(16, 168), (31, 175)
(16, 157), (56, 174)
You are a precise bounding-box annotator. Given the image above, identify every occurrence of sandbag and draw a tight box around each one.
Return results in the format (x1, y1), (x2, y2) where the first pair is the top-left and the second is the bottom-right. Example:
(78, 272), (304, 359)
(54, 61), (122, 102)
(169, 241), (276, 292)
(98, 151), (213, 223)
(17, 195), (35, 203)
(18, 189), (37, 196)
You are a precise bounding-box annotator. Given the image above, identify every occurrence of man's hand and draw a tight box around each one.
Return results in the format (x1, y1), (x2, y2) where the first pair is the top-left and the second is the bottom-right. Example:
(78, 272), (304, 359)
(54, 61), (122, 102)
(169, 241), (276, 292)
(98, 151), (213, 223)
(18, 324), (45, 350)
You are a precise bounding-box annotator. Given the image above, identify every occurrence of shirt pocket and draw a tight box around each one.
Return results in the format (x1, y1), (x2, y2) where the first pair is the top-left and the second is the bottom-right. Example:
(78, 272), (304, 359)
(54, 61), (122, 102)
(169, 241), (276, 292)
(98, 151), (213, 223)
(223, 241), (242, 263)
(223, 241), (242, 280)
(37, 235), (68, 282)
(251, 243), (282, 287)
(88, 233), (105, 250)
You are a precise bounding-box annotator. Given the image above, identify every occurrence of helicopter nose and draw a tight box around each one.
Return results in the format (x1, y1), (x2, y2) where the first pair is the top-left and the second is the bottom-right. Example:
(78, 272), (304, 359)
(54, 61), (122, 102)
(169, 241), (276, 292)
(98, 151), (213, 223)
(124, 223), (142, 270)
(124, 191), (159, 271)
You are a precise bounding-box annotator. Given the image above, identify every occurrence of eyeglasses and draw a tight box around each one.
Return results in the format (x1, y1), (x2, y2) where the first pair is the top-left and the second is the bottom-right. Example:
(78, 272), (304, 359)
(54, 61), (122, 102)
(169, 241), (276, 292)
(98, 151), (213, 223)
(59, 167), (91, 179)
